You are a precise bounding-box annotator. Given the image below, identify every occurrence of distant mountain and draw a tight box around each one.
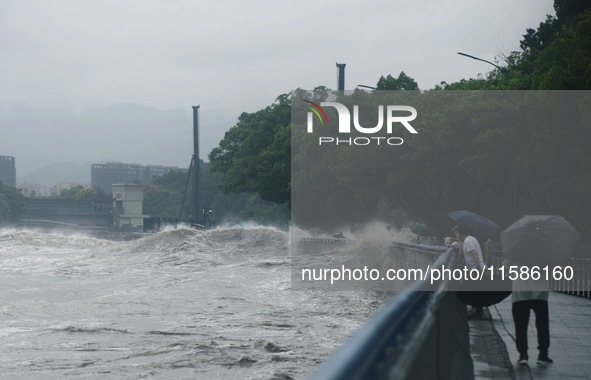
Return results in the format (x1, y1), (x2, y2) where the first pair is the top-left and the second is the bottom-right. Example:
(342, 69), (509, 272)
(20, 162), (91, 187)
(79, 103), (188, 131)
(0, 100), (237, 177)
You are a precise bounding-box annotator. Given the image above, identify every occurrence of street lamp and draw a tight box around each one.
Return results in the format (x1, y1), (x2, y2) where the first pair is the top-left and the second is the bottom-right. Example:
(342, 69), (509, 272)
(457, 52), (507, 73)
(356, 84), (377, 90)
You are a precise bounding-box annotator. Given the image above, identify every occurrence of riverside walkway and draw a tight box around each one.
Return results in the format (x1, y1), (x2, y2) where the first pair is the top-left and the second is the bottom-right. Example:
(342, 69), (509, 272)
(304, 239), (590, 380)
(471, 292), (591, 379)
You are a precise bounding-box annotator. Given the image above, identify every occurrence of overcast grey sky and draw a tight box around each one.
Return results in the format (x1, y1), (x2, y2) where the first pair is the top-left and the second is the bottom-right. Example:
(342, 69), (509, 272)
(0, 0), (555, 178)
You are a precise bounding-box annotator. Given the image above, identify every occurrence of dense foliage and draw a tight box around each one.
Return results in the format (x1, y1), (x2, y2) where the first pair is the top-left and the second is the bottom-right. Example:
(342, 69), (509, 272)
(207, 0), (591, 236)
(291, 90), (590, 236)
(376, 72), (419, 90)
(439, 1), (591, 91)
(209, 94), (291, 205)
(58, 185), (110, 202)
(0, 183), (25, 224)
(143, 165), (289, 226)
(143, 170), (188, 219)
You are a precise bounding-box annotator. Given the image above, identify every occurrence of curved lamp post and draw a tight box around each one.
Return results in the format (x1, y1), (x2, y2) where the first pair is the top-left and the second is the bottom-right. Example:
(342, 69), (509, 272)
(457, 52), (507, 73)
(356, 84), (377, 90)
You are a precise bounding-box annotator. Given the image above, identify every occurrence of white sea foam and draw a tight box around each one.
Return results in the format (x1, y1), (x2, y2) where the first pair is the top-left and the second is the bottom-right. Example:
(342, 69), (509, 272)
(0, 226), (382, 379)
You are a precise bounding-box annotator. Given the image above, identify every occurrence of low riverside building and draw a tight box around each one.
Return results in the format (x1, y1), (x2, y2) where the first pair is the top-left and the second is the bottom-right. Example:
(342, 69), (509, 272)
(19, 184), (149, 235)
(112, 183), (149, 229)
(21, 198), (113, 228)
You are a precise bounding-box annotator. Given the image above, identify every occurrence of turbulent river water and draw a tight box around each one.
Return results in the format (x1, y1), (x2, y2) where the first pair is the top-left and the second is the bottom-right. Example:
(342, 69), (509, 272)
(0, 226), (386, 379)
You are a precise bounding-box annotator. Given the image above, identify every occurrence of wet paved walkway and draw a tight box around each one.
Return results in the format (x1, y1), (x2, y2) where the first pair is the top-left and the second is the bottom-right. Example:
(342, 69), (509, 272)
(471, 292), (591, 379)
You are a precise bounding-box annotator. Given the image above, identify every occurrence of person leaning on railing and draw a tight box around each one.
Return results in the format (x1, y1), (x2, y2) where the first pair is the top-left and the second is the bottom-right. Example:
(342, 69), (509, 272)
(452, 224), (485, 317)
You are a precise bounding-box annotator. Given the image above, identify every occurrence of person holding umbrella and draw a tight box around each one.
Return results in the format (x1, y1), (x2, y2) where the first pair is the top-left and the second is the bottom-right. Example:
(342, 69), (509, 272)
(501, 215), (580, 367)
(453, 224), (485, 316)
(453, 224), (485, 271)
(448, 210), (500, 242)
(505, 261), (553, 366)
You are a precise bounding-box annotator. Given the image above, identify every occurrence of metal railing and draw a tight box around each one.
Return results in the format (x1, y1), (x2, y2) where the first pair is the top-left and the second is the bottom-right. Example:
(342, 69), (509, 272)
(488, 256), (591, 299)
(310, 243), (473, 380)
(306, 239), (591, 379)
(549, 258), (591, 298)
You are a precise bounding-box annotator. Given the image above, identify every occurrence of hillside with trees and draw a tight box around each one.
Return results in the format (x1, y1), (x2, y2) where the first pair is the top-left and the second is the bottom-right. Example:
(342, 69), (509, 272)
(208, 0), (591, 236)
(6, 1), (584, 234)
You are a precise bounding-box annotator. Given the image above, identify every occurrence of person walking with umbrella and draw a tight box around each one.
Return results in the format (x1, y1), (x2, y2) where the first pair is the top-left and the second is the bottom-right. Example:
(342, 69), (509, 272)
(505, 261), (552, 366)
(501, 215), (580, 367)
(453, 224), (485, 316)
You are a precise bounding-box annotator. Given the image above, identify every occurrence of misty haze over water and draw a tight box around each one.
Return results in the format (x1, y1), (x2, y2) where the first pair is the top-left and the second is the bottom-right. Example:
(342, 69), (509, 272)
(0, 101), (236, 183)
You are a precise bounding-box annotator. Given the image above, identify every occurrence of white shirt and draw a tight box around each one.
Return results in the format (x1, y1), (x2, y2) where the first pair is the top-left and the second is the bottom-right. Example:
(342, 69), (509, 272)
(463, 235), (484, 270)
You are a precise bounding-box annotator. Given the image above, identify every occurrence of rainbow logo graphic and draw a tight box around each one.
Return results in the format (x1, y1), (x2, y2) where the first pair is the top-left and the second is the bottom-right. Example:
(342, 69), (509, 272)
(303, 100), (329, 124)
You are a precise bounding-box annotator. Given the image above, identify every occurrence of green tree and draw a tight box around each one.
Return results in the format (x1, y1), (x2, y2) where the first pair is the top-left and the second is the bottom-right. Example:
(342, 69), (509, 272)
(59, 185), (84, 198)
(376, 71), (419, 90)
(0, 183), (25, 224)
(521, 0), (591, 54)
(209, 94), (291, 205)
(431, 4), (591, 235)
(142, 165), (289, 226)
(0, 193), (10, 223)
(205, 0), (591, 235)
(59, 185), (110, 202)
(143, 170), (187, 218)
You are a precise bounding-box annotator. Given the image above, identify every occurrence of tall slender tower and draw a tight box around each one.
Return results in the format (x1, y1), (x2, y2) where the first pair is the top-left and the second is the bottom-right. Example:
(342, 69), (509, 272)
(336, 63), (346, 94)
(192, 106), (202, 224)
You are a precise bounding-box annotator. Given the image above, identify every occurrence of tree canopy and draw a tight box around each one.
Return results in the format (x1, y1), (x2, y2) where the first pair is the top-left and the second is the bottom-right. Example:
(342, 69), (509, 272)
(58, 185), (110, 202)
(376, 72), (419, 90)
(0, 183), (25, 224)
(209, 94), (291, 206)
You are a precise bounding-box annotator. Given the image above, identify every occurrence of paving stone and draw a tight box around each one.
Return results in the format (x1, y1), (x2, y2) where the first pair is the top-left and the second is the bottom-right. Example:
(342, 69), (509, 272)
(474, 292), (591, 379)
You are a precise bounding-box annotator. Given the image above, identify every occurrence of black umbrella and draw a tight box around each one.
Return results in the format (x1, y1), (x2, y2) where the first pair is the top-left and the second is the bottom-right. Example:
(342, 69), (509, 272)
(457, 290), (512, 308)
(456, 267), (512, 307)
(501, 215), (580, 266)
(448, 210), (500, 240)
